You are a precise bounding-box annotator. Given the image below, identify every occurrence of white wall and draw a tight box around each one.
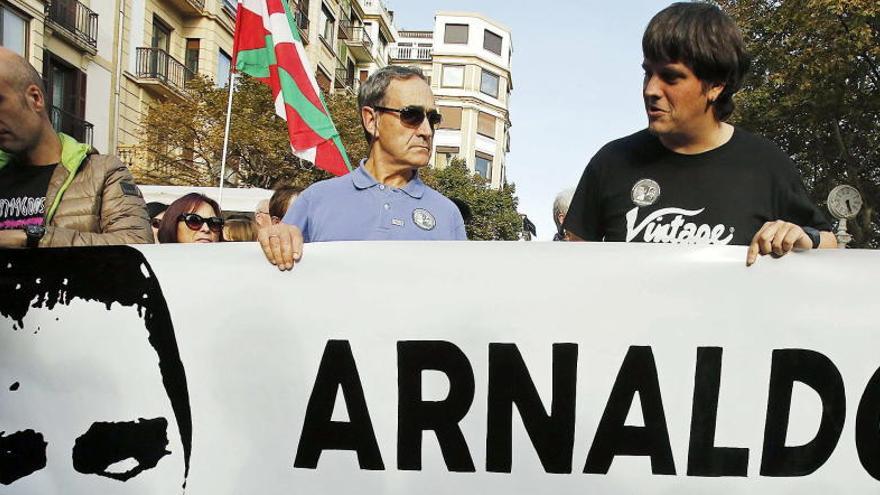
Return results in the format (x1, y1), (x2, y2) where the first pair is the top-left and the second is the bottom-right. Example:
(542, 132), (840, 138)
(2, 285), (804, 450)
(432, 13), (511, 70)
(90, 0), (117, 60)
(85, 62), (112, 152)
(129, 0), (147, 73)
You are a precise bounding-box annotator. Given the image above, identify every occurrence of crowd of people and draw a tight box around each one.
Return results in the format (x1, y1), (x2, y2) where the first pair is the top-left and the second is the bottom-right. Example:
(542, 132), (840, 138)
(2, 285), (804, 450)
(0, 3), (840, 271)
(140, 184), (302, 244)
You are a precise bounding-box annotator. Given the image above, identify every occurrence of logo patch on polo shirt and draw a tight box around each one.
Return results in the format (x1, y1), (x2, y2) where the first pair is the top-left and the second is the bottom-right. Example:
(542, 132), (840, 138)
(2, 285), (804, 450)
(412, 208), (435, 231)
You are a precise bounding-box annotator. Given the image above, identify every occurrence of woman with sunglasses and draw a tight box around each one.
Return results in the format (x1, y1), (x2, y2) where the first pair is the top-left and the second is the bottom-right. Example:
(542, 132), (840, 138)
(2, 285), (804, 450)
(156, 193), (224, 244)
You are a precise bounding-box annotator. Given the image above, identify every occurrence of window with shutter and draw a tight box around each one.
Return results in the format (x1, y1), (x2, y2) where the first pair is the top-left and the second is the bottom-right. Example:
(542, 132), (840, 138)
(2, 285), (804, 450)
(477, 112), (496, 139)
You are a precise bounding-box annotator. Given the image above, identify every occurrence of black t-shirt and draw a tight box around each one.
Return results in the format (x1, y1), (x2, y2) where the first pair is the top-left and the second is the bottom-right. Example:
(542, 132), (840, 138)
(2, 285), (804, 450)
(0, 160), (57, 230)
(564, 128), (832, 246)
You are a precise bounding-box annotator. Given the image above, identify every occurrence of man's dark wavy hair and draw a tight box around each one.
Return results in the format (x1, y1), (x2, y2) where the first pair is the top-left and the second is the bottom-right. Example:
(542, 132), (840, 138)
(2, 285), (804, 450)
(642, 2), (751, 121)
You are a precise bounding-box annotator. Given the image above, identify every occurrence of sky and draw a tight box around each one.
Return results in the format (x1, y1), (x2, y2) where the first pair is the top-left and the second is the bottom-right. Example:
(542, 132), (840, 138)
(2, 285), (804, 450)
(390, 0), (673, 240)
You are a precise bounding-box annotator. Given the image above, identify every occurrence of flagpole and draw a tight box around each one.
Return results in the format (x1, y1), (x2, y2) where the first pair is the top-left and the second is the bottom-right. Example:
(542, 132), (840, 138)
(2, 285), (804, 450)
(218, 70), (236, 209)
(218, 0), (242, 210)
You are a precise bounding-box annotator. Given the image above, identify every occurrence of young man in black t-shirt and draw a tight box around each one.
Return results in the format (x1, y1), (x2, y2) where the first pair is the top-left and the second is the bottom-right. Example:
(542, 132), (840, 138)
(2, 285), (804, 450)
(0, 48), (152, 247)
(564, 2), (836, 265)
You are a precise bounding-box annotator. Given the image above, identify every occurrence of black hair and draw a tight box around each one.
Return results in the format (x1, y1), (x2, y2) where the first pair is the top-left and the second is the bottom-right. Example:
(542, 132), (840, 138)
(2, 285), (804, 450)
(0, 246), (193, 488)
(643, 2), (751, 121)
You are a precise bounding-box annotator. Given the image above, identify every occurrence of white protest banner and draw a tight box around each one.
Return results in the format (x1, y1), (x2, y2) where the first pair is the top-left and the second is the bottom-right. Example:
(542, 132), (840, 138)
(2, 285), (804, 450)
(1, 243), (878, 494)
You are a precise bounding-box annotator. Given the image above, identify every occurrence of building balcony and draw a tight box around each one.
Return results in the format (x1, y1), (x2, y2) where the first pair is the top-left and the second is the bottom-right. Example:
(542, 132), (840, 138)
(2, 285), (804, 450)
(340, 22), (374, 62)
(390, 45), (432, 61)
(135, 47), (194, 98)
(165, 0), (205, 17)
(362, 0), (393, 23)
(45, 0), (98, 54)
(335, 61), (355, 92)
(293, 6), (309, 43)
(398, 30), (432, 39)
(50, 106), (93, 146)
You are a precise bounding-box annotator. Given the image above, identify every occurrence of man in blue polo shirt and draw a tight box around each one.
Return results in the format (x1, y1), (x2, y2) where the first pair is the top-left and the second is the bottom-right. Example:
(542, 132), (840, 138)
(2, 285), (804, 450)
(283, 66), (466, 242)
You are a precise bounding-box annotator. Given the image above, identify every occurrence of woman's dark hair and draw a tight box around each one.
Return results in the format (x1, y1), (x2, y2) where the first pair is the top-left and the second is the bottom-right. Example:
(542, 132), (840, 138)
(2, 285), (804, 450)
(157, 193), (222, 243)
(642, 2), (751, 121)
(269, 185), (304, 220)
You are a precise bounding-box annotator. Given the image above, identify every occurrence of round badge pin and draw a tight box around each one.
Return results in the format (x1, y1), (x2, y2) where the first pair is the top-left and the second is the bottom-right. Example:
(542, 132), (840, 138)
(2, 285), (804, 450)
(631, 179), (661, 207)
(412, 208), (436, 231)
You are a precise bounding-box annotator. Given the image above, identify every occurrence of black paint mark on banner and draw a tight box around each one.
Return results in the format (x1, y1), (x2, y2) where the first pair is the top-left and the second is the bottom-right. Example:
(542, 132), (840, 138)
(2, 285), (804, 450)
(687, 347), (749, 477)
(760, 349), (845, 476)
(72, 418), (170, 481)
(857, 365), (880, 481)
(294, 340), (384, 470)
(398, 341), (476, 472)
(8, 382), (19, 392)
(0, 247), (192, 487)
(0, 430), (47, 485)
(486, 343), (578, 474)
(584, 346), (676, 475)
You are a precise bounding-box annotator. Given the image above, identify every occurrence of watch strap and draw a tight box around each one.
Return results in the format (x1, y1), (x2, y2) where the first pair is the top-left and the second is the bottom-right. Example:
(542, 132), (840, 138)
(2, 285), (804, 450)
(802, 226), (821, 249)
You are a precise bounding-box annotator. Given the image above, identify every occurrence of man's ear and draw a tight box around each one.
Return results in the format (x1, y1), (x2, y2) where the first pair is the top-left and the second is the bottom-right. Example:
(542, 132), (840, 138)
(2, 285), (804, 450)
(361, 106), (378, 140)
(707, 82), (725, 104)
(24, 84), (46, 114)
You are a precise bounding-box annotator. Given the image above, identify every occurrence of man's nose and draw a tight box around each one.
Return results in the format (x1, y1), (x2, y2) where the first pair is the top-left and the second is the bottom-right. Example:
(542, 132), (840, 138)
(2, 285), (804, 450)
(416, 114), (434, 138)
(643, 75), (662, 99)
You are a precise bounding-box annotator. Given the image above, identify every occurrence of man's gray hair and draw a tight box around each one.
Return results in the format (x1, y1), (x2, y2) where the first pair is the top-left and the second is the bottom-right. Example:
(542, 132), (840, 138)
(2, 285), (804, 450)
(553, 188), (575, 229)
(357, 65), (428, 143)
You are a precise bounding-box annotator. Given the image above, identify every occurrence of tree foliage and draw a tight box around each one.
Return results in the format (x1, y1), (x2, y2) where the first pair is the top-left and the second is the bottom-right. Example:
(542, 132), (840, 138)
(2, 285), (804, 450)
(421, 158), (523, 241)
(717, 0), (880, 247)
(133, 75), (364, 190)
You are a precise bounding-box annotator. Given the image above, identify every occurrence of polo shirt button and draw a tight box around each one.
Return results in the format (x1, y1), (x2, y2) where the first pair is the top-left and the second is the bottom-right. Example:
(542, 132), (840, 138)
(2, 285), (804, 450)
(384, 203), (390, 210)
(378, 185), (385, 190)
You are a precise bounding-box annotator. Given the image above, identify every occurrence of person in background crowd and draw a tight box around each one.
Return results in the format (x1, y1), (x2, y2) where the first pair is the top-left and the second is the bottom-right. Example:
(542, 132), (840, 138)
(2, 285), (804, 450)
(223, 218), (257, 242)
(254, 199), (271, 230)
(552, 188), (575, 241)
(146, 202), (168, 242)
(157, 193), (223, 244)
(269, 185), (303, 224)
(0, 48), (152, 248)
(563, 3), (835, 265)
(257, 65), (467, 270)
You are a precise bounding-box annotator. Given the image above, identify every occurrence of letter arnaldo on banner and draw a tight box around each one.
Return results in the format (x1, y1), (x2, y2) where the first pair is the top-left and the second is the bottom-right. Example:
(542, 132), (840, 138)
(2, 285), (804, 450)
(1, 243), (879, 494)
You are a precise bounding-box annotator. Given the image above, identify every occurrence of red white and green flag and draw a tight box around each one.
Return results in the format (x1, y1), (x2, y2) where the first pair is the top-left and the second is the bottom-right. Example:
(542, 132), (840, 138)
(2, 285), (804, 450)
(232, 0), (352, 176)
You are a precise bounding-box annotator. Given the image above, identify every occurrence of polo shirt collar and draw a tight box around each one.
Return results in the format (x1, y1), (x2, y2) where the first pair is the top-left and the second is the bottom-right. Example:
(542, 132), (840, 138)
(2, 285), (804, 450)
(351, 160), (425, 199)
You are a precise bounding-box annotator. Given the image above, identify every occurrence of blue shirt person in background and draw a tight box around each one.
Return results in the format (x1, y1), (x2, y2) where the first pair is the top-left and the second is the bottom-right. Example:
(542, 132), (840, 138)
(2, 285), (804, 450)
(258, 65), (466, 269)
(282, 66), (466, 242)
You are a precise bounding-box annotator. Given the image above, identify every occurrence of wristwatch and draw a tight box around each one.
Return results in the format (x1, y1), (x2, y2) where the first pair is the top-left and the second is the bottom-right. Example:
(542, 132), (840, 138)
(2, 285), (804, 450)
(802, 226), (821, 249)
(24, 225), (46, 248)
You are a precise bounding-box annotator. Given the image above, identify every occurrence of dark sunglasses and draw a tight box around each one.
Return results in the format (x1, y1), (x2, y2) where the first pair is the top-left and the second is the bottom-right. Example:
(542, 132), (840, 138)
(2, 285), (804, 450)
(178, 213), (224, 233)
(373, 105), (442, 129)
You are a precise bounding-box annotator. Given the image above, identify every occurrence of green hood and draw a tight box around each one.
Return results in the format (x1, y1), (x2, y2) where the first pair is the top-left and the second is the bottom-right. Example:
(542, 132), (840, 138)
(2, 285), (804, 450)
(0, 133), (92, 222)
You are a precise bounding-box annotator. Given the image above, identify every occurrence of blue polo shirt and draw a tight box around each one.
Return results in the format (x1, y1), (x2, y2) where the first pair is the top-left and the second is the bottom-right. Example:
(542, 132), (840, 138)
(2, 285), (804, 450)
(282, 164), (467, 242)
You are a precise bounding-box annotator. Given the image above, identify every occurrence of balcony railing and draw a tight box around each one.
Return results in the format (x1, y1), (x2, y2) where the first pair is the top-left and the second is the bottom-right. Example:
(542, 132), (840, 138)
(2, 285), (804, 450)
(363, 0), (392, 21)
(50, 106), (93, 146)
(46, 0), (98, 50)
(398, 30), (432, 39)
(293, 7), (309, 42)
(340, 22), (373, 62)
(335, 58), (354, 90)
(136, 47), (194, 95)
(390, 45), (432, 61)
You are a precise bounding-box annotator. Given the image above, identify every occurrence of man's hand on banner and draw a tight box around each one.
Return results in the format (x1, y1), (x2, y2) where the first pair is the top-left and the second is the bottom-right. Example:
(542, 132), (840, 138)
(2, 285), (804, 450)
(746, 220), (812, 266)
(258, 224), (303, 271)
